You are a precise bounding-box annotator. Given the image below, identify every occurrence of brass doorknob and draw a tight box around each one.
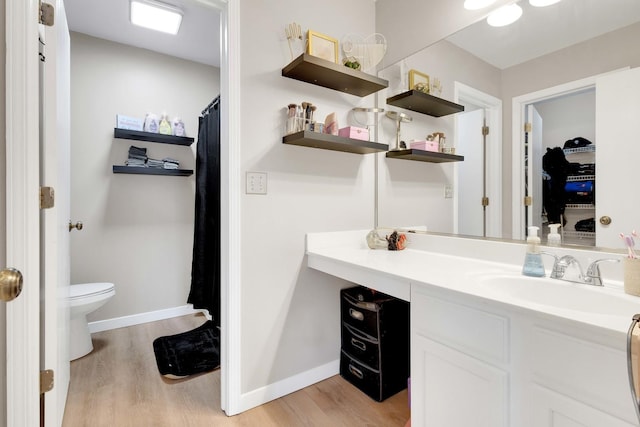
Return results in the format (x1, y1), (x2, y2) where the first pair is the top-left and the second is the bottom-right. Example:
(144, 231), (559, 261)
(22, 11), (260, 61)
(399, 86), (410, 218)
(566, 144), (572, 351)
(0, 268), (23, 302)
(69, 221), (83, 232)
(599, 216), (612, 225)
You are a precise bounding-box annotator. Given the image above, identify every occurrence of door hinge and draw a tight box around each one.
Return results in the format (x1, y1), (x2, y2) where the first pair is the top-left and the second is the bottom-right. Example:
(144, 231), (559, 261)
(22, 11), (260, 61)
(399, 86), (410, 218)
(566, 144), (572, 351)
(40, 369), (54, 394)
(482, 197), (490, 207)
(39, 2), (55, 26)
(524, 196), (532, 206)
(524, 122), (532, 133)
(482, 126), (489, 136)
(40, 186), (55, 209)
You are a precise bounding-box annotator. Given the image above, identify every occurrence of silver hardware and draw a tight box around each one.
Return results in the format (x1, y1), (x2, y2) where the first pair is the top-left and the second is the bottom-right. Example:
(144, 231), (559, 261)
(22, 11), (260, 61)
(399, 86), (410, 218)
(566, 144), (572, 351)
(627, 314), (640, 423)
(351, 338), (366, 352)
(348, 364), (364, 379)
(349, 308), (364, 321)
(585, 258), (620, 286)
(385, 111), (412, 151)
(548, 254), (620, 286)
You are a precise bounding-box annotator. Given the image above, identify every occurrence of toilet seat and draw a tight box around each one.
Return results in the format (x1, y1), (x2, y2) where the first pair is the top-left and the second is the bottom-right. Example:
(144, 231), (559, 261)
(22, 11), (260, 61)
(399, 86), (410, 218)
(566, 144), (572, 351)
(70, 282), (115, 301)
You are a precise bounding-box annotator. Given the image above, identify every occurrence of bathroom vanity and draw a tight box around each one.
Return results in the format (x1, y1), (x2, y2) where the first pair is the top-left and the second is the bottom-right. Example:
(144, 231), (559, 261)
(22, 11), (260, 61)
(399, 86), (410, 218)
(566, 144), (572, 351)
(306, 230), (640, 426)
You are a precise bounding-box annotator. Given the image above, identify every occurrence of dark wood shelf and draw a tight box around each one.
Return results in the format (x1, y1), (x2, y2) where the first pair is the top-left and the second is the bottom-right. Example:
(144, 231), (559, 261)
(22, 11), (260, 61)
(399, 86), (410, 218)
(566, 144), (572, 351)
(112, 166), (193, 176)
(114, 128), (195, 146)
(283, 130), (388, 154)
(282, 53), (388, 97)
(386, 149), (464, 163)
(386, 90), (464, 117)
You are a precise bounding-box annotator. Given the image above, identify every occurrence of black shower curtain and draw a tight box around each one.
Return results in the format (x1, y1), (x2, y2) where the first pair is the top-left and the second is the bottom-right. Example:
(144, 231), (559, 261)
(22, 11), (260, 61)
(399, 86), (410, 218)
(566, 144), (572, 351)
(188, 96), (221, 327)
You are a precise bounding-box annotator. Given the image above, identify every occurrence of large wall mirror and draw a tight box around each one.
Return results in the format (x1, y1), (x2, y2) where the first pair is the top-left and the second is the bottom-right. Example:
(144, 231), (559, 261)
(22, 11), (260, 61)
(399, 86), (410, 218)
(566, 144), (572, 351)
(375, 0), (640, 251)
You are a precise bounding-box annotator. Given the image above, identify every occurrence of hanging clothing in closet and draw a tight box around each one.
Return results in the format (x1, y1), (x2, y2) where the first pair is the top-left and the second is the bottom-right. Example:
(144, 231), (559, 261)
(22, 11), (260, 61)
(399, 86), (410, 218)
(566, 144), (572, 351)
(188, 96), (221, 326)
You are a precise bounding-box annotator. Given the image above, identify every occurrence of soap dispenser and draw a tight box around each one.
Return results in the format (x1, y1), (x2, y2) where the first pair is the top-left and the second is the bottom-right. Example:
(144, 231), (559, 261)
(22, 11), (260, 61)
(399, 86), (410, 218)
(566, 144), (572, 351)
(547, 224), (561, 246)
(522, 226), (545, 277)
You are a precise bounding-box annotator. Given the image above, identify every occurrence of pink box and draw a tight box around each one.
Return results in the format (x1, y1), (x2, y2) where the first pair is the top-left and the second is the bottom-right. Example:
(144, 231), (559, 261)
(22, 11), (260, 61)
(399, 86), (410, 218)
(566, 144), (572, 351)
(410, 140), (439, 152)
(338, 126), (369, 141)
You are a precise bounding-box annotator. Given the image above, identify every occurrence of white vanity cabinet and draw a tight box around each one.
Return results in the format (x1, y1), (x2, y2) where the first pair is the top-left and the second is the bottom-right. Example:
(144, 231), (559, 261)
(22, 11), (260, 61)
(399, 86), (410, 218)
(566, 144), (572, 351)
(410, 284), (638, 427)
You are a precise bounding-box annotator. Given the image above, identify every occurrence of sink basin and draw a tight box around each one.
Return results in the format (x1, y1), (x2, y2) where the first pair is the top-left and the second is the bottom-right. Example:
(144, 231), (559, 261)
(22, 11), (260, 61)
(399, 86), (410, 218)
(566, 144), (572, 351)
(476, 274), (640, 316)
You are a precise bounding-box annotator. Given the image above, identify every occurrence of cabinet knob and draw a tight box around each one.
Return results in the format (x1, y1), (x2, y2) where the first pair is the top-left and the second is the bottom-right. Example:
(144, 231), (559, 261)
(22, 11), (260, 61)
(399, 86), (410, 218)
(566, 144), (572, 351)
(599, 216), (612, 226)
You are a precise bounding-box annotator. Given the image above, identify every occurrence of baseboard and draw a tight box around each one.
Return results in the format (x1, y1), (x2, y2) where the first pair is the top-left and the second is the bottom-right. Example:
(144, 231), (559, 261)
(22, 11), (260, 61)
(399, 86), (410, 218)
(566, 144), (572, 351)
(237, 359), (340, 413)
(88, 305), (207, 333)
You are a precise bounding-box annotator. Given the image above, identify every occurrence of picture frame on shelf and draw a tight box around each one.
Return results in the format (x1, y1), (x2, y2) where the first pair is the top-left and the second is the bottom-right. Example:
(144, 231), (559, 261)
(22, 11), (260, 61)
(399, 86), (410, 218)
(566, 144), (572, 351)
(409, 69), (430, 94)
(307, 30), (339, 64)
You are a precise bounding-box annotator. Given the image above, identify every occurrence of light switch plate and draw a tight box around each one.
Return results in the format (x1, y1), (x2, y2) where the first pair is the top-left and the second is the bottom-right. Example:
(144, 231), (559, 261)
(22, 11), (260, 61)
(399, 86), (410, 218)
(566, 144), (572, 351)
(246, 172), (267, 194)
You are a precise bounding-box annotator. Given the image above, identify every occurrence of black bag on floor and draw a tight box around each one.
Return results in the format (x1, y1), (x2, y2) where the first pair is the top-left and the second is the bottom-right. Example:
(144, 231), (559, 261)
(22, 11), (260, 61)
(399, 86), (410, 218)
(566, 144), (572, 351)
(152, 321), (220, 379)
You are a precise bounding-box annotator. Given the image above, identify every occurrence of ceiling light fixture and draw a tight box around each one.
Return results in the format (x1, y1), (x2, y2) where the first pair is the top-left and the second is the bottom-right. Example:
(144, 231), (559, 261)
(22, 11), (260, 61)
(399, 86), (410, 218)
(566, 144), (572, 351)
(463, 0), (498, 10)
(130, 0), (183, 35)
(529, 0), (562, 6)
(487, 3), (523, 27)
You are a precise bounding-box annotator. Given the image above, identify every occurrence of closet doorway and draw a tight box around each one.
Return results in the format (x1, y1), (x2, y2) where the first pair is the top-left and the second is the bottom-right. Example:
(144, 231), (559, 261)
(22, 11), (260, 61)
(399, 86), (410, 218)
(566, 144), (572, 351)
(454, 82), (503, 239)
(512, 67), (631, 248)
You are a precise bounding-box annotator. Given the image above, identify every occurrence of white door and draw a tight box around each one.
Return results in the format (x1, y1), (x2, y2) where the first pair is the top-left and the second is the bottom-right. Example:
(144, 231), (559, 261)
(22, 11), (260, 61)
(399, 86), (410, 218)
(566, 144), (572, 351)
(40, 1), (72, 425)
(457, 108), (485, 237)
(526, 105), (544, 234)
(595, 67), (640, 248)
(5, 0), (42, 425)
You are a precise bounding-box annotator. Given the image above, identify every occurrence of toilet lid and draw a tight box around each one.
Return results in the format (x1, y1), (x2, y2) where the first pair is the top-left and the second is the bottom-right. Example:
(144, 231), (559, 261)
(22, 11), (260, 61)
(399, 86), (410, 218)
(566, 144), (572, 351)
(70, 282), (115, 300)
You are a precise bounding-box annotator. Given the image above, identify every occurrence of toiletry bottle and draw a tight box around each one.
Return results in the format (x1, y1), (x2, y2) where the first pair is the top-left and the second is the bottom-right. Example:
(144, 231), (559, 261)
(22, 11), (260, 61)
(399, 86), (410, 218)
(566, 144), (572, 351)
(522, 226), (545, 277)
(172, 117), (185, 137)
(144, 113), (159, 133)
(159, 114), (172, 135)
(547, 224), (561, 246)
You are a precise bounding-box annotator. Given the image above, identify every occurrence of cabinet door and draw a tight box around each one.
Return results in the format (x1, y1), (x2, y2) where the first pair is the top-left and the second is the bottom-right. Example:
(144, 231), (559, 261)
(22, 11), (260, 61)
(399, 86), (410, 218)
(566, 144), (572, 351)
(411, 334), (509, 427)
(532, 385), (637, 427)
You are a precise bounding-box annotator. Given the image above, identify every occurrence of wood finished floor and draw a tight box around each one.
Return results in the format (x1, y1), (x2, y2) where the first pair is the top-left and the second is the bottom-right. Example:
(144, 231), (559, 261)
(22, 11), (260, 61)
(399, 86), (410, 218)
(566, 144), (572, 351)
(62, 314), (410, 427)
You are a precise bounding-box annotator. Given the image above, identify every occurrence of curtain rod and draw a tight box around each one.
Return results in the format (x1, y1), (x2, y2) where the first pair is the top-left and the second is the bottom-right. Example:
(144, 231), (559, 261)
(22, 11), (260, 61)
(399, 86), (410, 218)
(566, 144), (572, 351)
(201, 95), (220, 115)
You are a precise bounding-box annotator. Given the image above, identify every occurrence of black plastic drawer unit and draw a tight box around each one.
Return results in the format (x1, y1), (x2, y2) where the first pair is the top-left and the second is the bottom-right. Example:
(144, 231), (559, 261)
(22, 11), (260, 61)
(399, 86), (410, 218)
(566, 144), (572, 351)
(339, 285), (409, 402)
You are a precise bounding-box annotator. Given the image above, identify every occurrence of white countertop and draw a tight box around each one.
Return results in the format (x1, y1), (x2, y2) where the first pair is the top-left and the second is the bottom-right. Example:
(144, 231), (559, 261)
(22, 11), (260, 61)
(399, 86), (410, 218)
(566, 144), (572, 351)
(307, 230), (640, 335)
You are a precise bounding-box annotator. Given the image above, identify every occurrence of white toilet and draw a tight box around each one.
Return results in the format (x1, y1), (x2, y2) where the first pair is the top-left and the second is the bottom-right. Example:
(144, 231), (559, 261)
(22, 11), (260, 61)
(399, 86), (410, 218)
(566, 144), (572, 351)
(69, 282), (116, 361)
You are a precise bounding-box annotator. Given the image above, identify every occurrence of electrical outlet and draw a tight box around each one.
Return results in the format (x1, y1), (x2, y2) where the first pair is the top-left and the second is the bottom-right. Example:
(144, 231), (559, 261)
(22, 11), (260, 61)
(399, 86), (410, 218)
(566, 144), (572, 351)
(246, 172), (267, 195)
(444, 185), (453, 199)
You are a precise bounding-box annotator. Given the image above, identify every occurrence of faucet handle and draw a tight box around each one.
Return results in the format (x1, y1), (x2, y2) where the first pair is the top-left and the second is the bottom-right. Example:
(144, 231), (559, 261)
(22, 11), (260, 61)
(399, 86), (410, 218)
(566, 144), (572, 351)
(540, 252), (561, 278)
(585, 258), (620, 286)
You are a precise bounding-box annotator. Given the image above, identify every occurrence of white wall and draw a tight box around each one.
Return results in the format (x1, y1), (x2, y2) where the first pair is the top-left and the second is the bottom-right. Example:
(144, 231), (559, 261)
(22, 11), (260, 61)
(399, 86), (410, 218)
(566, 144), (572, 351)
(377, 40), (501, 231)
(376, 0), (514, 67)
(239, 0), (378, 394)
(69, 33), (220, 321)
(534, 90), (595, 152)
(0, 1), (6, 424)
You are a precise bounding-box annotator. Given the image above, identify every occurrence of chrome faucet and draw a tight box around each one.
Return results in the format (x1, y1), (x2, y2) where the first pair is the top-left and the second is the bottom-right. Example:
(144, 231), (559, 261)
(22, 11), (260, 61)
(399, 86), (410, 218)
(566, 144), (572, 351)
(584, 258), (620, 286)
(544, 253), (620, 286)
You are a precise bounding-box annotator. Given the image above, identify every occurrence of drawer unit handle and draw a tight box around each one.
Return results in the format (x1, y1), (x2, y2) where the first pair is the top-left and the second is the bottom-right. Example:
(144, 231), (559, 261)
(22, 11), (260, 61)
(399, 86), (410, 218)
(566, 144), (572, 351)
(348, 364), (364, 379)
(349, 308), (364, 321)
(351, 338), (366, 351)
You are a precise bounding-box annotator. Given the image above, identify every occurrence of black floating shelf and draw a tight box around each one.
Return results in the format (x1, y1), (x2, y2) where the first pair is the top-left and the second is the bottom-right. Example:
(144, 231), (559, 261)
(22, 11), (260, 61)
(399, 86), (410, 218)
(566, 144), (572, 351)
(112, 166), (193, 176)
(283, 130), (388, 154)
(386, 149), (464, 163)
(282, 53), (389, 97)
(114, 128), (195, 146)
(386, 90), (464, 117)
